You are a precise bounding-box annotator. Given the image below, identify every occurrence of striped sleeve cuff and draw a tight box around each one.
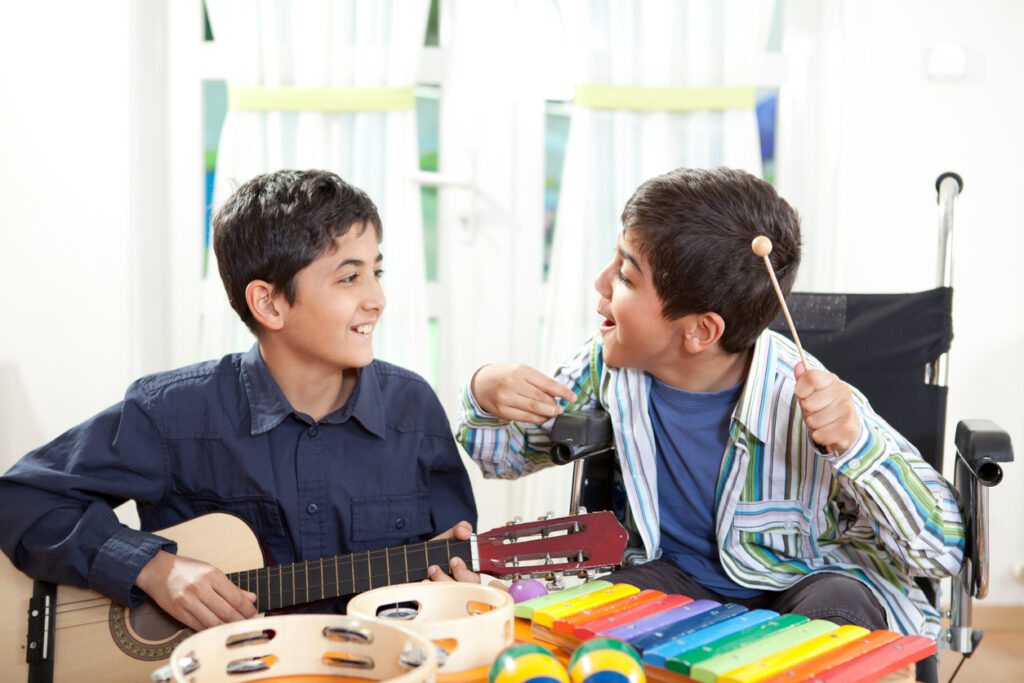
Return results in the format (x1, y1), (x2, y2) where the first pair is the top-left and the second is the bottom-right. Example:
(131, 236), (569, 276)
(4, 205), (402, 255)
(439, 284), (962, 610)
(827, 417), (889, 478)
(458, 378), (510, 427)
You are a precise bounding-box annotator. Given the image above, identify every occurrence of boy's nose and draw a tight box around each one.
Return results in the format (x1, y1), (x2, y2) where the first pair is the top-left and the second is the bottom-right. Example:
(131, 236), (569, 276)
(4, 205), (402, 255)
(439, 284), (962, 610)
(366, 279), (387, 311)
(594, 262), (613, 299)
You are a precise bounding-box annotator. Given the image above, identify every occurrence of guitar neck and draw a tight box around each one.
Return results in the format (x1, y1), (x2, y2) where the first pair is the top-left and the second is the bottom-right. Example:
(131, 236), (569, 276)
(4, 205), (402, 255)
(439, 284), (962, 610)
(227, 537), (473, 612)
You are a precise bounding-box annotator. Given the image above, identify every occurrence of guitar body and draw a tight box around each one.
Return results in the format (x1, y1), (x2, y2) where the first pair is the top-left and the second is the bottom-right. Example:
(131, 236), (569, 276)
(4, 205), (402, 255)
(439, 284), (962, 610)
(0, 513), (263, 683)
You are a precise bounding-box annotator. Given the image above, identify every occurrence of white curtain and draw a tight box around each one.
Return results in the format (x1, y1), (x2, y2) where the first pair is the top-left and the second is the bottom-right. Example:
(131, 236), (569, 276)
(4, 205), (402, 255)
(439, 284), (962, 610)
(542, 0), (773, 371)
(201, 0), (431, 378)
(522, 0), (773, 517)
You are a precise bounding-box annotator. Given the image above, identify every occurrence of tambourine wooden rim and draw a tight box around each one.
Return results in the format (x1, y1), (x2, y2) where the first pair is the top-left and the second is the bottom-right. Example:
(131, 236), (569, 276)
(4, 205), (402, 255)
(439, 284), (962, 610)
(347, 582), (514, 673)
(161, 613), (438, 682)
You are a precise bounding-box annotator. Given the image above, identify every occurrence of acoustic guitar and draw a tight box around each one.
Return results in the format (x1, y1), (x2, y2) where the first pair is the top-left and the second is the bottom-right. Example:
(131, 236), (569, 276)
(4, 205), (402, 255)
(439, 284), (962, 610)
(0, 510), (626, 682)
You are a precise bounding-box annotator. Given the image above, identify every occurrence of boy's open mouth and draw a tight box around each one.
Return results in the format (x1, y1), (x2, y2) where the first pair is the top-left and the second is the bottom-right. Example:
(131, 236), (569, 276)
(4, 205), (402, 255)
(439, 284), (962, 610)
(601, 317), (615, 330)
(353, 323), (374, 335)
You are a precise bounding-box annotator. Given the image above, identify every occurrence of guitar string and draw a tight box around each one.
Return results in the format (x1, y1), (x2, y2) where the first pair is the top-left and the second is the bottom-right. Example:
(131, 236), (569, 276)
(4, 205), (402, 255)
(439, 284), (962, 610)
(227, 540), (472, 596)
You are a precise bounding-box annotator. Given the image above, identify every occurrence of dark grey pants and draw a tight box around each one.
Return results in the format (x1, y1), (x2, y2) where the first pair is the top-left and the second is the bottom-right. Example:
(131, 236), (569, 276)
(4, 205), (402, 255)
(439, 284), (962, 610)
(606, 558), (888, 628)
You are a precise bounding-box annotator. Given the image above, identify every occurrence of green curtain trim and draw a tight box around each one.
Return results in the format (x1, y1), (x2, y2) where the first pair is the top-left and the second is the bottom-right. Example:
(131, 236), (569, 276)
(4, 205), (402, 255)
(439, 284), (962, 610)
(574, 85), (755, 111)
(228, 86), (416, 112)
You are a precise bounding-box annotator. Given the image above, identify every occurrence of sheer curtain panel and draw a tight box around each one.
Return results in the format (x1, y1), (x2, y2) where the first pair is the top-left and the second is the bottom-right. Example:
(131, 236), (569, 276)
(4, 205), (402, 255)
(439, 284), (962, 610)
(201, 0), (432, 379)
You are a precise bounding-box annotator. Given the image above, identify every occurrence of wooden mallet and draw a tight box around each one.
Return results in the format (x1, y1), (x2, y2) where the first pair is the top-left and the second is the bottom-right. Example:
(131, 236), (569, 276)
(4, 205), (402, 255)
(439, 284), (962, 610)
(751, 235), (808, 369)
(754, 235), (840, 453)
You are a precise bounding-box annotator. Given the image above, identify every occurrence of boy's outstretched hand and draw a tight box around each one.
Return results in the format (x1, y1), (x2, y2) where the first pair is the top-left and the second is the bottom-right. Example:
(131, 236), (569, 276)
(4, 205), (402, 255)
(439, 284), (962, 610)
(472, 363), (577, 423)
(793, 362), (861, 453)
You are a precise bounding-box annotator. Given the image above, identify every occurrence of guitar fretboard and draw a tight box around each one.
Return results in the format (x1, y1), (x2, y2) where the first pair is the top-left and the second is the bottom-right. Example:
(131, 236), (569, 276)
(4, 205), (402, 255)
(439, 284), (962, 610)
(228, 537), (472, 612)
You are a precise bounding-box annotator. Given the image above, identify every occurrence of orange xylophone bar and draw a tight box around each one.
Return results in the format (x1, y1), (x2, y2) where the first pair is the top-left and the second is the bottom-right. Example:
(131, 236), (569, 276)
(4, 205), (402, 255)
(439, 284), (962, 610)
(518, 582), (936, 683)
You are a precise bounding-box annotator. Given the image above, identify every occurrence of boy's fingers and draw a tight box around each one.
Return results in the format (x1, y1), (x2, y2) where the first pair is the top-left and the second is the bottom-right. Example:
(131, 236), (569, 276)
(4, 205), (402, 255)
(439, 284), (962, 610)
(503, 407), (560, 424)
(448, 556), (482, 584)
(526, 374), (577, 403)
(794, 369), (835, 401)
(525, 398), (563, 419)
(427, 565), (453, 582)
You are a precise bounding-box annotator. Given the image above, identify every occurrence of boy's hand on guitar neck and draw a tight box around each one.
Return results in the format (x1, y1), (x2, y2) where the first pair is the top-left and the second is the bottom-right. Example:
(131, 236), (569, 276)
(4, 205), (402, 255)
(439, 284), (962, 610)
(425, 520), (478, 584)
(135, 550), (258, 632)
(472, 363), (577, 424)
(424, 520), (502, 589)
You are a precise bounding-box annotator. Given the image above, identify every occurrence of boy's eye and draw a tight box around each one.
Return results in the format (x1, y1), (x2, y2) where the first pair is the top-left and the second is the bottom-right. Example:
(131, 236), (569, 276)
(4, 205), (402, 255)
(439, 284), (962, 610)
(339, 273), (357, 284)
(374, 269), (384, 279)
(615, 270), (631, 286)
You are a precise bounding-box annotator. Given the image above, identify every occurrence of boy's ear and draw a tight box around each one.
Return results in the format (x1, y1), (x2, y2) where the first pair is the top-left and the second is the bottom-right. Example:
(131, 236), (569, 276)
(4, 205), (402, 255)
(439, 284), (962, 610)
(245, 280), (284, 331)
(682, 312), (726, 353)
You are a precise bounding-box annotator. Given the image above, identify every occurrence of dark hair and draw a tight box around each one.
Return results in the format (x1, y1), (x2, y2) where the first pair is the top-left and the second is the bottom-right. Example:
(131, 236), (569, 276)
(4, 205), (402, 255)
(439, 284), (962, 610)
(621, 167), (802, 353)
(212, 169), (382, 333)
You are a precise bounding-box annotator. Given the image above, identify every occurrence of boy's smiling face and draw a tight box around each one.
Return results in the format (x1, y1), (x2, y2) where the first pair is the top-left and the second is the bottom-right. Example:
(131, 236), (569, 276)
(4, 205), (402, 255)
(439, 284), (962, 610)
(594, 231), (686, 375)
(274, 223), (385, 372)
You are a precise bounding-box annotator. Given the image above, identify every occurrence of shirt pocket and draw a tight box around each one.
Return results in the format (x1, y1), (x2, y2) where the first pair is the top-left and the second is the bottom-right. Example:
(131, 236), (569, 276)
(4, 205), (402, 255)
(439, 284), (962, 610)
(731, 499), (818, 559)
(351, 492), (432, 544)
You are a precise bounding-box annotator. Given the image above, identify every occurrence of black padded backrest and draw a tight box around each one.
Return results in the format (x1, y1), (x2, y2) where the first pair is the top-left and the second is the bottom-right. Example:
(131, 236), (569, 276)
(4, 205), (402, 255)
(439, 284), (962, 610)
(770, 287), (953, 470)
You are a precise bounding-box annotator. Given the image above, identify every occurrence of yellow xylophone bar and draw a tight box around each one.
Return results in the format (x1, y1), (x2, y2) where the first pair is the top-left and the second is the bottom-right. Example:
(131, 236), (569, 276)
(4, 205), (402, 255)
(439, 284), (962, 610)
(716, 624), (869, 682)
(514, 580), (612, 619)
(531, 583), (641, 628)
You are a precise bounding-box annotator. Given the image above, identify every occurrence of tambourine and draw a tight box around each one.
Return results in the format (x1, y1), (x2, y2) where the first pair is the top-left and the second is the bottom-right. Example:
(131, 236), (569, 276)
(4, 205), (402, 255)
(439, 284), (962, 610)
(150, 613), (437, 682)
(347, 582), (514, 673)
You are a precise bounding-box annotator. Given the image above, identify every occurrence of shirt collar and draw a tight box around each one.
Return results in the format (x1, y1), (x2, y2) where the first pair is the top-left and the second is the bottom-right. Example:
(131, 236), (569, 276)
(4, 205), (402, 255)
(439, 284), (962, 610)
(732, 329), (786, 445)
(239, 343), (387, 439)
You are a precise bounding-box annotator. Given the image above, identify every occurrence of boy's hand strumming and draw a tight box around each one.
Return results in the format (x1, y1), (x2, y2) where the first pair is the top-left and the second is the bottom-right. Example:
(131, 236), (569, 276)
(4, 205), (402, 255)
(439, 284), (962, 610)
(135, 550), (258, 631)
(471, 363), (577, 423)
(793, 362), (861, 453)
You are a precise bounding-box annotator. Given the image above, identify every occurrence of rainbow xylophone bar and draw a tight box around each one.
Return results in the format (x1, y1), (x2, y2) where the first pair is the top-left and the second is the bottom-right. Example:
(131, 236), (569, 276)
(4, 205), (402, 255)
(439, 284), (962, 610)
(517, 581), (935, 683)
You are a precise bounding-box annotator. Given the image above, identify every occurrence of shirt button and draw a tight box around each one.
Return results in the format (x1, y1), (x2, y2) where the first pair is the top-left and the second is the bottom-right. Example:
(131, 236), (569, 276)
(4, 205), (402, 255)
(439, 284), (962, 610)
(307, 503), (319, 514)
(394, 517), (406, 530)
(307, 425), (319, 437)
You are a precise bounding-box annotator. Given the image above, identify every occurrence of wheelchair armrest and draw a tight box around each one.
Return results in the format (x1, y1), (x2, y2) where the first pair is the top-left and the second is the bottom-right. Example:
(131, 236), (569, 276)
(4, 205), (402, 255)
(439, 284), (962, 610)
(945, 419), (1014, 654)
(954, 419), (1013, 486)
(549, 409), (614, 465)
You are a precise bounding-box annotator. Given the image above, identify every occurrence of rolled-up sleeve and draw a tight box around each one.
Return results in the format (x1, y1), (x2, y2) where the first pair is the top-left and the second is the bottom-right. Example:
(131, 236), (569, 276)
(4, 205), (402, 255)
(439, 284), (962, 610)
(0, 383), (171, 606)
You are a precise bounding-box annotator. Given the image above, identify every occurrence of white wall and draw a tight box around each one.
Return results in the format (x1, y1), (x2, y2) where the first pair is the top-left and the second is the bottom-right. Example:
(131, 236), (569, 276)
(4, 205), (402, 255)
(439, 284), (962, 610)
(0, 2), (135, 467)
(779, 0), (1024, 604)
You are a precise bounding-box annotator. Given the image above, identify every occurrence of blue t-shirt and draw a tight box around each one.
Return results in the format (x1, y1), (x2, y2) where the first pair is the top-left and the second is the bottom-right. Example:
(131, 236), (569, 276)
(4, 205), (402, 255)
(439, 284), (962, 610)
(650, 376), (763, 598)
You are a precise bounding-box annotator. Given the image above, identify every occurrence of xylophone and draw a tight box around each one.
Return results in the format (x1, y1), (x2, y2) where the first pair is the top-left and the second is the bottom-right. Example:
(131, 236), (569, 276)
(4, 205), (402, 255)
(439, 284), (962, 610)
(512, 581), (935, 683)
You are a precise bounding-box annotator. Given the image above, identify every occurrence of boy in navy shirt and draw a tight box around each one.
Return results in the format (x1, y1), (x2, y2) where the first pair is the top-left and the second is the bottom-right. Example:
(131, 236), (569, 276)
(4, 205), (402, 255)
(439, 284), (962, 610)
(0, 170), (477, 631)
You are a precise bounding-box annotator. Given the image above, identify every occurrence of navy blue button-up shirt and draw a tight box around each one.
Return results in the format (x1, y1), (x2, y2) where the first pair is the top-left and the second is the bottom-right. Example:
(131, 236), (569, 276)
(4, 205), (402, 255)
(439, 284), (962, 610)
(0, 344), (477, 609)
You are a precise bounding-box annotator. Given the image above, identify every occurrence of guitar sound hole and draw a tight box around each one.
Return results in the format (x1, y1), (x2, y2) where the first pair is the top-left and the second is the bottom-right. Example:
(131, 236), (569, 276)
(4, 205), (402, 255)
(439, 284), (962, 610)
(126, 602), (188, 640)
(376, 600), (420, 620)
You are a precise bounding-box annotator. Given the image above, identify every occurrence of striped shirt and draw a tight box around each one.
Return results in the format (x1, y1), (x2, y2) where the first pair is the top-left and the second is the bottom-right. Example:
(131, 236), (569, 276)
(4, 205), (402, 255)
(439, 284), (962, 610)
(456, 329), (964, 637)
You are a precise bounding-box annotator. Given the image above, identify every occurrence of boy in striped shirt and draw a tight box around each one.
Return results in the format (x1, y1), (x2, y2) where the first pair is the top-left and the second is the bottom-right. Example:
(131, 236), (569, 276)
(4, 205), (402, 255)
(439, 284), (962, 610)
(456, 167), (963, 651)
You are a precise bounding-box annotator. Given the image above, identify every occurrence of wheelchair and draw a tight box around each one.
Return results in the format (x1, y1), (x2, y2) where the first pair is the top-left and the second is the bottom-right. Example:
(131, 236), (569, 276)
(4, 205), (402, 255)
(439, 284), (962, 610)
(549, 173), (1013, 683)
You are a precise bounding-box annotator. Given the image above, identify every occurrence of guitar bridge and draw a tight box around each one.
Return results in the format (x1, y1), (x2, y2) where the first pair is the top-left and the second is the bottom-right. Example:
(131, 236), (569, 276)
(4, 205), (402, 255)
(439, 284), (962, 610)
(26, 580), (56, 667)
